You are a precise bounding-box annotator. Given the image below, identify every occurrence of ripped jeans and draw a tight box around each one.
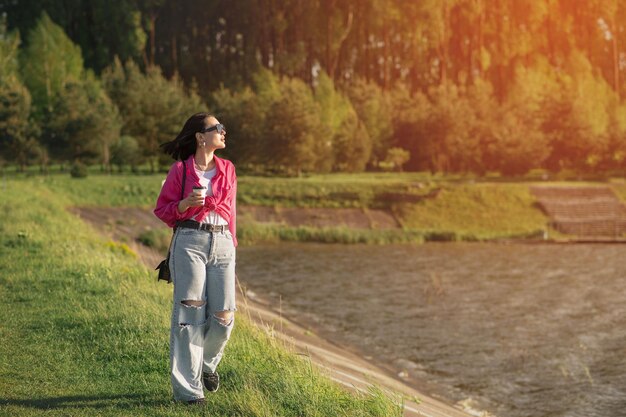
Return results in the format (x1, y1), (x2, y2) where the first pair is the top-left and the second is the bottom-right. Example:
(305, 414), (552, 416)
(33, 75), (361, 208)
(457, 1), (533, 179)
(169, 227), (237, 401)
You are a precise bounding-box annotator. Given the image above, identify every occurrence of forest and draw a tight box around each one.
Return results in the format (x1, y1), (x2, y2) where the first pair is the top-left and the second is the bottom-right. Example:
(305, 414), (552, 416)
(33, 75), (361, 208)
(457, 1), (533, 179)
(2, 1), (626, 176)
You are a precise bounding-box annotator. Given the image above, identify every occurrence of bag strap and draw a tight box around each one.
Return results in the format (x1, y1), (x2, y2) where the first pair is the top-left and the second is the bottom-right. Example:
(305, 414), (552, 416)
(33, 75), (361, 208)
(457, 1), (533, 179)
(180, 159), (187, 201)
(172, 159), (186, 233)
(167, 159), (186, 250)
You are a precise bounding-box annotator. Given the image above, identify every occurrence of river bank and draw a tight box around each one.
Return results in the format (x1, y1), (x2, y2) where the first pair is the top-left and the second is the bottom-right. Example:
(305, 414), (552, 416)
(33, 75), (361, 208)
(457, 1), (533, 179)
(82, 200), (626, 417)
(71, 205), (482, 417)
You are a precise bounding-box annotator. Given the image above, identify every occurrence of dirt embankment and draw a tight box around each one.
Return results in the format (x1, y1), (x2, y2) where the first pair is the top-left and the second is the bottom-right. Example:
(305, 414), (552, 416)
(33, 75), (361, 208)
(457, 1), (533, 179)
(238, 205), (400, 229)
(69, 204), (403, 272)
(69, 206), (165, 268)
(71, 205), (400, 236)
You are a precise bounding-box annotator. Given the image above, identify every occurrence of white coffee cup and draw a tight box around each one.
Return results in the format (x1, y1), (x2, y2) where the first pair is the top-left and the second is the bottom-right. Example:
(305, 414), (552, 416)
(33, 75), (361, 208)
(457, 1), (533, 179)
(193, 186), (207, 198)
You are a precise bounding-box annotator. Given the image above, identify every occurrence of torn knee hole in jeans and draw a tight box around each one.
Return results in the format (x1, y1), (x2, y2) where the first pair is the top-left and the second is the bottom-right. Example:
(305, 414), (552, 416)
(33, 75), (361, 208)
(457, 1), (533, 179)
(212, 310), (235, 327)
(179, 300), (206, 327)
(181, 299), (205, 308)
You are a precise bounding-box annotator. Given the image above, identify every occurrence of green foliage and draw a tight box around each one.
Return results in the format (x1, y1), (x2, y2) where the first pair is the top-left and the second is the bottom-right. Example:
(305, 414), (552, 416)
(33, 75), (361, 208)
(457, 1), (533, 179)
(238, 222), (426, 245)
(391, 83), (478, 173)
(110, 135), (142, 172)
(105, 240), (137, 258)
(46, 73), (121, 165)
(541, 52), (616, 172)
(0, 16), (41, 172)
(486, 65), (553, 175)
(388, 85), (430, 171)
(0, 16), (20, 79)
(6, 3), (626, 175)
(382, 147), (411, 172)
(266, 76), (329, 175)
(20, 12), (84, 116)
(315, 72), (372, 172)
(70, 161), (88, 178)
(1, 1), (147, 72)
(215, 69), (380, 175)
(137, 227), (171, 253)
(16, 13), (120, 169)
(0, 76), (39, 171)
(215, 69), (383, 175)
(485, 109), (549, 176)
(102, 59), (204, 171)
(212, 85), (267, 165)
(343, 77), (393, 164)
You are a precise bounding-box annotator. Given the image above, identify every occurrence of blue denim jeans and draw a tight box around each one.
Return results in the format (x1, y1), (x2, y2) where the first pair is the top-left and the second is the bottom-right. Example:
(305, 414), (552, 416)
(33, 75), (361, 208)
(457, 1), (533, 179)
(169, 227), (237, 401)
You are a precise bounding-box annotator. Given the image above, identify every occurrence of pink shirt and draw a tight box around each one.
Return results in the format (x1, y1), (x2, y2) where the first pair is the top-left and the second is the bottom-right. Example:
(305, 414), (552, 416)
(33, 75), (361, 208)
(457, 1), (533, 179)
(154, 154), (238, 247)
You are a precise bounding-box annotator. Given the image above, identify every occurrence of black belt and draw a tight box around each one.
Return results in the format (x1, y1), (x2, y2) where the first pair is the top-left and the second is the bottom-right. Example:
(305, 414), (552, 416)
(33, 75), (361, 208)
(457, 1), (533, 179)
(176, 220), (228, 233)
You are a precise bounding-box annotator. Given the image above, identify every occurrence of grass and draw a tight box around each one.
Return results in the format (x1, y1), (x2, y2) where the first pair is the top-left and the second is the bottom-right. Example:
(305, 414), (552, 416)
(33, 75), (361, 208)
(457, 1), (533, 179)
(609, 179), (626, 202)
(138, 229), (172, 253)
(21, 175), (163, 207)
(16, 171), (626, 243)
(16, 171), (441, 209)
(237, 223), (428, 245)
(0, 179), (402, 416)
(393, 183), (549, 241)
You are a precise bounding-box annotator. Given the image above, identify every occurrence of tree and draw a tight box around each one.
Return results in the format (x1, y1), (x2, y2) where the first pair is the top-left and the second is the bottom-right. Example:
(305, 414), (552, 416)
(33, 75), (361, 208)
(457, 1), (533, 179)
(343, 77), (393, 165)
(102, 59), (204, 171)
(2, 0), (147, 73)
(0, 15), (19, 80)
(265, 77), (329, 175)
(110, 135), (142, 172)
(388, 84), (431, 171)
(20, 12), (84, 117)
(314, 72), (371, 172)
(541, 52), (614, 172)
(210, 68), (282, 168)
(19, 13), (120, 167)
(46, 73), (121, 166)
(0, 16), (40, 171)
(390, 83), (482, 173)
(0, 76), (39, 171)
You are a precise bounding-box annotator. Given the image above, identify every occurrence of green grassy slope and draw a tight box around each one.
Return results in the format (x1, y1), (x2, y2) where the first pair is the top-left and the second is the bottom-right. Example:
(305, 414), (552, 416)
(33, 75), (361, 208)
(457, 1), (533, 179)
(0, 179), (400, 416)
(393, 183), (548, 241)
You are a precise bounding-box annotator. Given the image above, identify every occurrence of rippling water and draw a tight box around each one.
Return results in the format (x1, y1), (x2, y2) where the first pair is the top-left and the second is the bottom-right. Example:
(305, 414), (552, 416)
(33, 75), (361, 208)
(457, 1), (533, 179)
(237, 243), (626, 417)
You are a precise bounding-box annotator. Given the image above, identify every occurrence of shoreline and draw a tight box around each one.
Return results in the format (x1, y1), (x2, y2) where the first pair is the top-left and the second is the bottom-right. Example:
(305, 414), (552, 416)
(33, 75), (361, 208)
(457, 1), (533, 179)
(71, 206), (481, 417)
(238, 286), (458, 399)
(237, 285), (487, 417)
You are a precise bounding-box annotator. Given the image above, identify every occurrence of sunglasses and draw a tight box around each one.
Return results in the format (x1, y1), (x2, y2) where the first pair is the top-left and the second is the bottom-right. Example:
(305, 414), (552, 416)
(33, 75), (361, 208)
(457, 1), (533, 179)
(200, 124), (226, 134)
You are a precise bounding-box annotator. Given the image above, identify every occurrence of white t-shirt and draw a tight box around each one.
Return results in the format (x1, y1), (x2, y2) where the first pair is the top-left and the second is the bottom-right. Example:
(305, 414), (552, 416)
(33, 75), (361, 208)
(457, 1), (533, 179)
(193, 167), (229, 225)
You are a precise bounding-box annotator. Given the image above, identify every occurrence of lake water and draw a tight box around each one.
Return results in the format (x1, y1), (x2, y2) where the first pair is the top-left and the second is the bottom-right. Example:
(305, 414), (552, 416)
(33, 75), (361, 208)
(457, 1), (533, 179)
(236, 242), (626, 417)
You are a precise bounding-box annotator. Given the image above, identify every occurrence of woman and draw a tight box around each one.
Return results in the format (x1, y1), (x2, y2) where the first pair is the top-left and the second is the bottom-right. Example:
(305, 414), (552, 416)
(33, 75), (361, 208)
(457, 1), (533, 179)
(154, 112), (237, 405)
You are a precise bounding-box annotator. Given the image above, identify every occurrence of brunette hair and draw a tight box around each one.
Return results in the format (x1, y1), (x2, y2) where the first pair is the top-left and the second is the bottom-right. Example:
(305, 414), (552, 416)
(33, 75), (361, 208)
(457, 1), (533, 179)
(160, 112), (213, 160)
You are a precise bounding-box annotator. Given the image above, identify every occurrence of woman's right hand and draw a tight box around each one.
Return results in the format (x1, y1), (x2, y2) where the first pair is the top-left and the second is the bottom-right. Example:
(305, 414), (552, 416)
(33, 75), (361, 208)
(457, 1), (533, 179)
(177, 191), (204, 213)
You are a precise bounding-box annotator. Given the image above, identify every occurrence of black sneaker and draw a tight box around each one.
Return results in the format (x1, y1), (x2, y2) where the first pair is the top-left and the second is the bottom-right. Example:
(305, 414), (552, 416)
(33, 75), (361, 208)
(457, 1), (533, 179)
(203, 371), (220, 392)
(187, 398), (206, 405)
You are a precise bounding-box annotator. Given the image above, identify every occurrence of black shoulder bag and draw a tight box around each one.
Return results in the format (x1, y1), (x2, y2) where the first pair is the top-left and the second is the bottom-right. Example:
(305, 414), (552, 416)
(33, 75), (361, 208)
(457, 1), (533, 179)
(155, 160), (186, 283)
